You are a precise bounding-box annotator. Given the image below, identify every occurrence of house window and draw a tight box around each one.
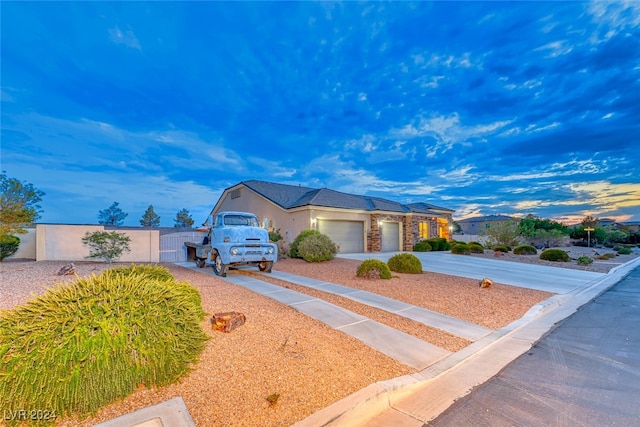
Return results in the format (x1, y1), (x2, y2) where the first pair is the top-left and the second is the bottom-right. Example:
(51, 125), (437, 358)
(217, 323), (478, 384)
(419, 222), (429, 239)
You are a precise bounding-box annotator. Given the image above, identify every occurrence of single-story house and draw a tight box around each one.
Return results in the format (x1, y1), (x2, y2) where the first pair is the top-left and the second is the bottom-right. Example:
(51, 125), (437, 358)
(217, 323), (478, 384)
(456, 215), (514, 235)
(209, 180), (454, 253)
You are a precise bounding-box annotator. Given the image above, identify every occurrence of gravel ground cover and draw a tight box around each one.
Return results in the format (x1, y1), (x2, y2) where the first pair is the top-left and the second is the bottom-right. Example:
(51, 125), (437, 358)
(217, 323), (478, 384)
(0, 247), (636, 426)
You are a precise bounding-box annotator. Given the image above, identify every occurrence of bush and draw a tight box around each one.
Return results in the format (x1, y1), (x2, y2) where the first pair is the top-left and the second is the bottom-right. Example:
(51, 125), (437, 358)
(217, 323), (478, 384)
(268, 229), (283, 242)
(0, 234), (20, 261)
(577, 256), (593, 265)
(451, 243), (470, 255)
(617, 246), (632, 255)
(597, 253), (617, 260)
(276, 240), (290, 259)
(387, 253), (422, 274)
(82, 230), (131, 263)
(469, 241), (484, 248)
(426, 238), (450, 251)
(413, 240), (432, 252)
(289, 229), (320, 258)
(468, 243), (484, 254)
(356, 259), (392, 279)
(493, 245), (510, 253)
(297, 233), (338, 262)
(513, 245), (537, 255)
(540, 249), (570, 262)
(0, 264), (208, 422)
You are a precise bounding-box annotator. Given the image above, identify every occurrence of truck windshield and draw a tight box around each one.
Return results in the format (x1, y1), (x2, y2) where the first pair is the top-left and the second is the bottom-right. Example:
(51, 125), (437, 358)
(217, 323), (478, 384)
(224, 215), (260, 227)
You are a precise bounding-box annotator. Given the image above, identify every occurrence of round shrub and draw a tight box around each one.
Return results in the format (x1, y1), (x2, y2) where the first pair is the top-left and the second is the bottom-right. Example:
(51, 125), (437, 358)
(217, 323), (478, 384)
(297, 233), (338, 262)
(426, 238), (450, 251)
(469, 241), (484, 248)
(468, 243), (484, 254)
(0, 234), (20, 261)
(387, 253), (423, 274)
(617, 246), (632, 255)
(513, 245), (537, 255)
(0, 264), (208, 421)
(413, 240), (432, 252)
(356, 259), (392, 279)
(577, 256), (593, 265)
(540, 249), (570, 262)
(493, 245), (510, 253)
(290, 229), (320, 258)
(451, 243), (470, 255)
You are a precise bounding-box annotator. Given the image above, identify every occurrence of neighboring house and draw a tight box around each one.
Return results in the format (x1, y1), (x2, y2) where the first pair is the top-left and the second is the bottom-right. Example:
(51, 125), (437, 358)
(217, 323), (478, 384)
(209, 180), (454, 253)
(456, 215), (514, 235)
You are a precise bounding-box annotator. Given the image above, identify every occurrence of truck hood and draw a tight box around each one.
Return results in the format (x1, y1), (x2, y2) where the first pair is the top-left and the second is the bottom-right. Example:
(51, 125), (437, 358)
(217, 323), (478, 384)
(221, 227), (269, 243)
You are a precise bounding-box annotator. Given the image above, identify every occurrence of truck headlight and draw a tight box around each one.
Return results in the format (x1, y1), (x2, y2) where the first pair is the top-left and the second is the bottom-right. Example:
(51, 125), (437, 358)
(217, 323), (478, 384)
(230, 247), (240, 256)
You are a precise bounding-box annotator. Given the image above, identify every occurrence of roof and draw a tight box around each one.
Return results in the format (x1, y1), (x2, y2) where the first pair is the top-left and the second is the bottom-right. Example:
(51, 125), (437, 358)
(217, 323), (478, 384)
(456, 215), (514, 223)
(237, 180), (454, 214)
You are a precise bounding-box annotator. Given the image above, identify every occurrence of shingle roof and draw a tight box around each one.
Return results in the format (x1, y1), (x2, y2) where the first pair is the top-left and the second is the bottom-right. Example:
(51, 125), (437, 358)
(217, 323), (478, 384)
(456, 214), (513, 223)
(239, 180), (453, 214)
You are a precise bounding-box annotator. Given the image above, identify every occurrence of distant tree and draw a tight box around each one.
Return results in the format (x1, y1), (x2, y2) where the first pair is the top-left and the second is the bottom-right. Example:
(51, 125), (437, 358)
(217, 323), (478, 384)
(451, 221), (462, 234)
(174, 208), (194, 228)
(140, 205), (160, 227)
(0, 172), (45, 235)
(581, 216), (600, 228)
(98, 202), (128, 226)
(518, 214), (568, 247)
(481, 218), (522, 247)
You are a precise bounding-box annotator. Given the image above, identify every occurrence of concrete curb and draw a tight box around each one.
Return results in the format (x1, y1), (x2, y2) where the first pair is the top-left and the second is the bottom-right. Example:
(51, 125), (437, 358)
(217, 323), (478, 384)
(293, 256), (640, 427)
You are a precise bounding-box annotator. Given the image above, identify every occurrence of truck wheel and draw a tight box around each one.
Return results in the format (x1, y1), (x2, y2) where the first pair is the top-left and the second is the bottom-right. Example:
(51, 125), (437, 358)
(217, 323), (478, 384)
(195, 258), (205, 268)
(258, 261), (273, 273)
(212, 252), (228, 277)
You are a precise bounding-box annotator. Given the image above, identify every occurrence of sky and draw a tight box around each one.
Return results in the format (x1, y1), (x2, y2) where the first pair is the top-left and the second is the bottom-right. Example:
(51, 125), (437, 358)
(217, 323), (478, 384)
(1, 1), (639, 228)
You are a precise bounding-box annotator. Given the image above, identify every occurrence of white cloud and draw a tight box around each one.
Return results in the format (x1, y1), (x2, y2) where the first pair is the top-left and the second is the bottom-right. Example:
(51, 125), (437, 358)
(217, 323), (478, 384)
(108, 26), (142, 50)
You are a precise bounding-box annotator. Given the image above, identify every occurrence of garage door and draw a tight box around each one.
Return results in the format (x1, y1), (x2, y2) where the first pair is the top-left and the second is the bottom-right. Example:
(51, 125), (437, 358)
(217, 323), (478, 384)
(317, 220), (364, 253)
(381, 221), (400, 252)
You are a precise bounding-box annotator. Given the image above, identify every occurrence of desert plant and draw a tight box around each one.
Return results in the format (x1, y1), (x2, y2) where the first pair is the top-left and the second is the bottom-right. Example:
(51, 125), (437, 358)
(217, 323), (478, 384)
(513, 245), (537, 255)
(356, 259), (392, 279)
(425, 237), (450, 251)
(0, 264), (208, 423)
(0, 234), (20, 262)
(268, 228), (283, 242)
(413, 240), (432, 252)
(276, 240), (290, 259)
(617, 246), (632, 255)
(468, 241), (484, 248)
(540, 249), (570, 262)
(297, 233), (338, 262)
(492, 245), (510, 253)
(387, 253), (422, 274)
(577, 256), (593, 265)
(596, 253), (617, 260)
(451, 243), (470, 255)
(289, 229), (321, 258)
(82, 230), (131, 263)
(468, 243), (484, 253)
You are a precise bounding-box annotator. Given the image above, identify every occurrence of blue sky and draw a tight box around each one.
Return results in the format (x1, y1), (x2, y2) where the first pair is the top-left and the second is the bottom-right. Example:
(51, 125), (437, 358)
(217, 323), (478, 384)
(2, 1), (639, 227)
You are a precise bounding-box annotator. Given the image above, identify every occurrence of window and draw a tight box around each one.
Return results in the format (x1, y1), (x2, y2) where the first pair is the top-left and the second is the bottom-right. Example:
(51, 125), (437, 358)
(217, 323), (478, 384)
(230, 189), (241, 199)
(419, 222), (429, 239)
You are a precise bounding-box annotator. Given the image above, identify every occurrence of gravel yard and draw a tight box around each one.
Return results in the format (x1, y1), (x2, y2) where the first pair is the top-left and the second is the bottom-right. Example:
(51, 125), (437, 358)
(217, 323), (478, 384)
(0, 247), (636, 426)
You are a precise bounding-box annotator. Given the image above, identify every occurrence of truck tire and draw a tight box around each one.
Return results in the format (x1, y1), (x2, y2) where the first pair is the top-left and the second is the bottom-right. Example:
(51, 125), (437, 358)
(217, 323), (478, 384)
(258, 261), (273, 273)
(212, 252), (228, 277)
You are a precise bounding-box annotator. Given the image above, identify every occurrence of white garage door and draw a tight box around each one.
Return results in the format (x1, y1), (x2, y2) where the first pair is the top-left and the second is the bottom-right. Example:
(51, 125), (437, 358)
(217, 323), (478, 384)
(318, 220), (364, 253)
(381, 221), (400, 252)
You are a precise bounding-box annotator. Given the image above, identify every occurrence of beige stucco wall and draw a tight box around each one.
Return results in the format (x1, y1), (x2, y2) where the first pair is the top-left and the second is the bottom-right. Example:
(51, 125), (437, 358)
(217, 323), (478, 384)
(34, 224), (159, 262)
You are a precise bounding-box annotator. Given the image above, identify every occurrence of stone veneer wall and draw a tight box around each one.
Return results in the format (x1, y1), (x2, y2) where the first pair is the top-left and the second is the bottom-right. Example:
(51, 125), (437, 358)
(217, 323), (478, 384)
(368, 213), (452, 252)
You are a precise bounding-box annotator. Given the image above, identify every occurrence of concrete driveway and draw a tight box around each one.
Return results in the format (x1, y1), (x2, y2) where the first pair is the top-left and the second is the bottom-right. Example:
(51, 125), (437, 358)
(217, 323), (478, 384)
(338, 252), (604, 294)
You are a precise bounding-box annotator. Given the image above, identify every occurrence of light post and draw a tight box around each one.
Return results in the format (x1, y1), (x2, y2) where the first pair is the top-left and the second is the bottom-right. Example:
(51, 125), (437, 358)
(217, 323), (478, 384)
(585, 227), (594, 248)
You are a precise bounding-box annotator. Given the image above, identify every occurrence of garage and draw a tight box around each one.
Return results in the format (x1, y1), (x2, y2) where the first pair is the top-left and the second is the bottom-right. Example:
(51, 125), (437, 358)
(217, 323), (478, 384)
(317, 220), (364, 253)
(381, 221), (400, 252)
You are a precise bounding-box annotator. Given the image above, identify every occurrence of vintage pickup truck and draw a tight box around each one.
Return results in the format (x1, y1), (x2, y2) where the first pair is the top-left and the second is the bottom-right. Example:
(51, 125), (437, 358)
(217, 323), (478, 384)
(184, 211), (278, 277)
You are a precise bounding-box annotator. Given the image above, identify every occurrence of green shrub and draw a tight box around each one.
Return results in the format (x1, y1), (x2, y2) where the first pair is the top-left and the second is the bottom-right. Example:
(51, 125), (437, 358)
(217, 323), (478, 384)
(0, 265), (208, 422)
(468, 243), (484, 254)
(493, 245), (510, 253)
(356, 259), (392, 279)
(540, 249), (570, 262)
(469, 241), (484, 248)
(387, 253), (422, 274)
(81, 230), (131, 263)
(451, 243), (470, 255)
(289, 229), (320, 258)
(513, 245), (537, 255)
(0, 234), (20, 261)
(597, 253), (617, 260)
(617, 246), (632, 255)
(426, 238), (450, 251)
(297, 233), (338, 262)
(413, 240), (432, 252)
(268, 228), (283, 242)
(577, 256), (593, 265)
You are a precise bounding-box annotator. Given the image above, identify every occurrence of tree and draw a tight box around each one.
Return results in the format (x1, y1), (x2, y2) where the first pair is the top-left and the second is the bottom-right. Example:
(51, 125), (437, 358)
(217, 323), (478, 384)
(81, 230), (131, 263)
(140, 205), (160, 227)
(98, 202), (128, 226)
(481, 218), (522, 247)
(0, 172), (45, 235)
(174, 208), (194, 228)
(581, 216), (600, 228)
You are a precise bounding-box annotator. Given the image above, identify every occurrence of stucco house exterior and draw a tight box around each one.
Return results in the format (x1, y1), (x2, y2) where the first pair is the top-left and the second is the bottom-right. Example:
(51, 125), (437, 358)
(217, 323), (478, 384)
(209, 180), (454, 253)
(456, 215), (514, 235)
